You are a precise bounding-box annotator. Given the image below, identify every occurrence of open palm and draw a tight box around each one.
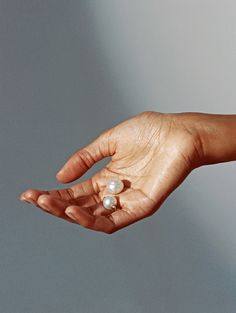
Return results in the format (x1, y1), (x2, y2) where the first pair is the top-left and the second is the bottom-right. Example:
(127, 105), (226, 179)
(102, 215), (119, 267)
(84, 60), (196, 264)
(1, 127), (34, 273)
(20, 111), (202, 233)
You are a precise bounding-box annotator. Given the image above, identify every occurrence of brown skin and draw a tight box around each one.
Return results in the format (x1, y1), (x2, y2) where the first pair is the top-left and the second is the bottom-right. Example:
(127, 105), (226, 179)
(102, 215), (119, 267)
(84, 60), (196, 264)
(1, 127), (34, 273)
(19, 111), (236, 234)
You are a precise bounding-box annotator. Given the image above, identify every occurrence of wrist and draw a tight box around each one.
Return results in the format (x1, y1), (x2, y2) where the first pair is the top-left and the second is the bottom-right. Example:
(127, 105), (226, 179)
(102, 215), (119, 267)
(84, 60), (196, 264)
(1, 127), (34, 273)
(175, 112), (236, 166)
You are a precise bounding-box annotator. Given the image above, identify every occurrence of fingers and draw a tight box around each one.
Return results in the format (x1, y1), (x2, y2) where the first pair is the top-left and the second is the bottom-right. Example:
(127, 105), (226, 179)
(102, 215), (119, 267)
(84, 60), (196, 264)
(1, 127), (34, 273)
(37, 195), (77, 223)
(20, 189), (49, 205)
(64, 189), (155, 234)
(19, 181), (105, 224)
(64, 205), (146, 234)
(19, 188), (73, 204)
(70, 178), (99, 198)
(56, 129), (115, 183)
(19, 182), (156, 234)
(20, 190), (99, 224)
(20, 190), (76, 223)
(19, 178), (97, 203)
(65, 205), (116, 234)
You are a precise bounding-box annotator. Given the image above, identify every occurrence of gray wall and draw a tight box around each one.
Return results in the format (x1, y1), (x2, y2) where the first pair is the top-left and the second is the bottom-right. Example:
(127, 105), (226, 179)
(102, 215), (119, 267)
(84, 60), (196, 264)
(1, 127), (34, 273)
(0, 1), (235, 312)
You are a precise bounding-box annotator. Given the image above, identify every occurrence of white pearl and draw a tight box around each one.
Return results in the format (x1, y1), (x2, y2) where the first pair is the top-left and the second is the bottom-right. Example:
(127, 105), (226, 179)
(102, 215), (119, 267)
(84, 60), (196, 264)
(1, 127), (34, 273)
(102, 195), (117, 209)
(107, 179), (124, 194)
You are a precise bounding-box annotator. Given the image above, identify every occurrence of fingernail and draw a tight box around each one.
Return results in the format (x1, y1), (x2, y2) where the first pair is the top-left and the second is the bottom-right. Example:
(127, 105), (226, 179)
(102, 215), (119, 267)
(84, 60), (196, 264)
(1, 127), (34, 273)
(21, 197), (36, 205)
(20, 195), (26, 201)
(56, 169), (64, 177)
(38, 200), (51, 212)
(65, 209), (77, 221)
(22, 199), (31, 204)
(20, 192), (27, 201)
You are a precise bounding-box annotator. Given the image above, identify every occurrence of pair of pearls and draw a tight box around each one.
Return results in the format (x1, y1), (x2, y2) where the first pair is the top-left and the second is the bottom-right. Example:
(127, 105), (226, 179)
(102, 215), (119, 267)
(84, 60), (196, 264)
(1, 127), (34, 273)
(102, 179), (124, 210)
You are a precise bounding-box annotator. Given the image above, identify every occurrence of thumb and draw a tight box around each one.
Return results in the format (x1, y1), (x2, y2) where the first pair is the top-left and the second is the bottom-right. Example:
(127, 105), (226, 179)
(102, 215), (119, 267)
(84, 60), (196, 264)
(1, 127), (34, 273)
(56, 128), (115, 183)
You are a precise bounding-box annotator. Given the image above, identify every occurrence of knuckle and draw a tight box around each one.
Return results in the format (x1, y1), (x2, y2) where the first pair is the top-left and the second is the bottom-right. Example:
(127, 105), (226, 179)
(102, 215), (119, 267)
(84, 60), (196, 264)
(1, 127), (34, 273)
(75, 149), (95, 169)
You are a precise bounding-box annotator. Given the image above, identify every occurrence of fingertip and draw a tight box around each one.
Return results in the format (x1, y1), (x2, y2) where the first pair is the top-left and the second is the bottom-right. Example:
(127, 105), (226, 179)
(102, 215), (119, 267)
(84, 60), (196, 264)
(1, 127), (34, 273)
(65, 206), (115, 233)
(56, 169), (73, 184)
(65, 205), (78, 215)
(56, 169), (65, 181)
(20, 189), (36, 201)
(19, 192), (26, 201)
(65, 206), (93, 226)
(65, 205), (78, 221)
(19, 189), (37, 205)
(37, 195), (51, 211)
(37, 194), (49, 204)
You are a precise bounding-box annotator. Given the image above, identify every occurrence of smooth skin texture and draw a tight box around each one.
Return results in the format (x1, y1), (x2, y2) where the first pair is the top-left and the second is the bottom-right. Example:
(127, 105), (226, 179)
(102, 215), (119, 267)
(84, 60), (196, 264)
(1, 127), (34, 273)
(19, 111), (236, 234)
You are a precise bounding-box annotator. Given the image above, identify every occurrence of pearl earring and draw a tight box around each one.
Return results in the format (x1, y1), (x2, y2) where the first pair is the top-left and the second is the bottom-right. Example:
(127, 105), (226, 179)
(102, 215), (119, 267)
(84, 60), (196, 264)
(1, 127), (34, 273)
(102, 178), (124, 210)
(107, 178), (124, 194)
(102, 195), (117, 210)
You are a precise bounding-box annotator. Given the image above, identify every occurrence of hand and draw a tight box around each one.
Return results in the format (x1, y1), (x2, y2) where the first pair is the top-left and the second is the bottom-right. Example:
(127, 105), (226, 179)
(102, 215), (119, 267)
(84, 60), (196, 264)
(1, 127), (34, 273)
(19, 111), (203, 234)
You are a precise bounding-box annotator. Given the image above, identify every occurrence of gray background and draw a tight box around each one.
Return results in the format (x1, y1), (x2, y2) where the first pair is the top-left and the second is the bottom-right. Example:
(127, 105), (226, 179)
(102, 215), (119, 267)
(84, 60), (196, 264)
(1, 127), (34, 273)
(0, 1), (235, 312)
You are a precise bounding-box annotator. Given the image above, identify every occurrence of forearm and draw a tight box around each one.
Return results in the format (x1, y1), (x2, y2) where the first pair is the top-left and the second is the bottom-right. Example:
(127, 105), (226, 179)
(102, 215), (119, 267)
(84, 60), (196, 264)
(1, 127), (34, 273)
(179, 112), (236, 166)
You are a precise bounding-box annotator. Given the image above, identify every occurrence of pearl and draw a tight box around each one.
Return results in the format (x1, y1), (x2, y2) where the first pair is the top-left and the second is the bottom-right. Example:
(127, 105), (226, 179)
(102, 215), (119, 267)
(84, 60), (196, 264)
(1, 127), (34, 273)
(107, 179), (124, 194)
(102, 195), (117, 210)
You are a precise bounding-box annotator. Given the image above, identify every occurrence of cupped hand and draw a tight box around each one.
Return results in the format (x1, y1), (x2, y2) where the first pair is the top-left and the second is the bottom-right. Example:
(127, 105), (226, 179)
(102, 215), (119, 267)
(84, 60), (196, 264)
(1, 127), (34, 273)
(19, 111), (203, 234)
